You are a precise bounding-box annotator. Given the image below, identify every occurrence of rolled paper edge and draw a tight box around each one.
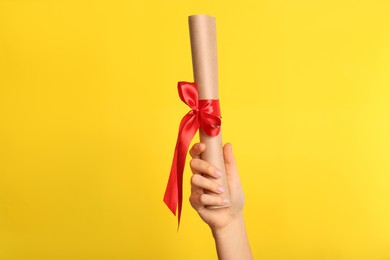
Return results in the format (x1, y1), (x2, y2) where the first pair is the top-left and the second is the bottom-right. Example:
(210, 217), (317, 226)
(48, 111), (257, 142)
(188, 14), (219, 99)
(188, 14), (231, 208)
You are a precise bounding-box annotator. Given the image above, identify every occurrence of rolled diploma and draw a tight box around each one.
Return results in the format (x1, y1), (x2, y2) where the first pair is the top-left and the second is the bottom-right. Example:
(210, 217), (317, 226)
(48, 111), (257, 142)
(188, 14), (231, 208)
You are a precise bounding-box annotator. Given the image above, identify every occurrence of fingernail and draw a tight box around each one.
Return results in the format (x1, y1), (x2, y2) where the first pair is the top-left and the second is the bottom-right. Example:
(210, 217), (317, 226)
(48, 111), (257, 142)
(222, 198), (230, 205)
(217, 186), (225, 194)
(215, 170), (222, 178)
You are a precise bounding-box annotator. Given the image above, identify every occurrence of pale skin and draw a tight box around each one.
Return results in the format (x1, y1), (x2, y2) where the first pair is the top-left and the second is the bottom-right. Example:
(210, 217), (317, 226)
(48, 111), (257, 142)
(189, 142), (253, 260)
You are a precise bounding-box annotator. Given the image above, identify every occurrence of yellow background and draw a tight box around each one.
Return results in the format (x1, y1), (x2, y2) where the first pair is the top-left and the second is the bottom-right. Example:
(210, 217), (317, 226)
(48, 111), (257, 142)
(1, 0), (390, 259)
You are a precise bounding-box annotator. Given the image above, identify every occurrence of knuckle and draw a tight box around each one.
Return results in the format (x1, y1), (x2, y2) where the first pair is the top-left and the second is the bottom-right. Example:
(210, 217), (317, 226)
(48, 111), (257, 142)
(189, 159), (196, 169)
(191, 174), (200, 184)
(199, 194), (207, 204)
(190, 174), (196, 184)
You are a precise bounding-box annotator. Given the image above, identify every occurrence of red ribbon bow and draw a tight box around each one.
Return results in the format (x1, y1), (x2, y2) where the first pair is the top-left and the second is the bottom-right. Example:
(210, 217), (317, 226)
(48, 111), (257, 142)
(164, 81), (221, 225)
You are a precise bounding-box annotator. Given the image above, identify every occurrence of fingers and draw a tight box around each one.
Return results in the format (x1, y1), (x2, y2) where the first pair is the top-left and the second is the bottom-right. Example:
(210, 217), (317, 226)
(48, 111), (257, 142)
(189, 142), (206, 159)
(190, 193), (230, 210)
(190, 158), (222, 179)
(190, 143), (238, 212)
(190, 178), (230, 209)
(191, 174), (224, 195)
(199, 194), (230, 207)
(190, 174), (227, 210)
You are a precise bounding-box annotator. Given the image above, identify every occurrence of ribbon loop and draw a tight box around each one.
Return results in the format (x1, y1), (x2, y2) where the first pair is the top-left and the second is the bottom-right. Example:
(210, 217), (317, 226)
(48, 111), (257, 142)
(163, 81), (221, 225)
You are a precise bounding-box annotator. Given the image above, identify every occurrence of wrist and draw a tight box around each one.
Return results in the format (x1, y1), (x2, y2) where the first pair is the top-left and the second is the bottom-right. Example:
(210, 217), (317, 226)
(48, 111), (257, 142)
(211, 212), (246, 239)
(211, 212), (253, 260)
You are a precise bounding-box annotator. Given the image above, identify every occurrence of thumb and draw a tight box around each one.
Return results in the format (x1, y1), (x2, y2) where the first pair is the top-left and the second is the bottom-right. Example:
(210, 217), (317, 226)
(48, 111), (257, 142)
(223, 143), (238, 178)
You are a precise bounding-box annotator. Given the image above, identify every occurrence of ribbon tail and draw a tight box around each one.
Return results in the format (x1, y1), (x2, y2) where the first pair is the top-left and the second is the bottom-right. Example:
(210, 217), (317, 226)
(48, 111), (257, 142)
(163, 143), (180, 215)
(164, 112), (199, 225)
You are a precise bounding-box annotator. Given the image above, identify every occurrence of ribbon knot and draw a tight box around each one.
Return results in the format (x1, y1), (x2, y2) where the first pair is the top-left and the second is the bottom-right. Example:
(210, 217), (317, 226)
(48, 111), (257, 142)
(163, 81), (221, 225)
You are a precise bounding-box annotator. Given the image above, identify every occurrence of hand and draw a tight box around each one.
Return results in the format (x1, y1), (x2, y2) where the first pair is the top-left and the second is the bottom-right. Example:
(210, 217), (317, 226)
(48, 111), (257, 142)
(189, 142), (245, 233)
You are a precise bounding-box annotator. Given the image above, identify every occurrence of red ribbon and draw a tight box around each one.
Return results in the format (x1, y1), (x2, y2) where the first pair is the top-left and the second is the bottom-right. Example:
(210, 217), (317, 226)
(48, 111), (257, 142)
(163, 81), (221, 225)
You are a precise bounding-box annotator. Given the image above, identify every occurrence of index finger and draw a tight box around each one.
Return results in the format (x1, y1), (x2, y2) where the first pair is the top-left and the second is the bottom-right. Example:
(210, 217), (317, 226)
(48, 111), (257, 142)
(189, 142), (206, 159)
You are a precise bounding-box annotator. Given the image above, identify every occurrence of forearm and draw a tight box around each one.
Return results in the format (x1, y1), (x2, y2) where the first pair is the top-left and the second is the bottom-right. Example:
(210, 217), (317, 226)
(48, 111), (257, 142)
(212, 213), (253, 260)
